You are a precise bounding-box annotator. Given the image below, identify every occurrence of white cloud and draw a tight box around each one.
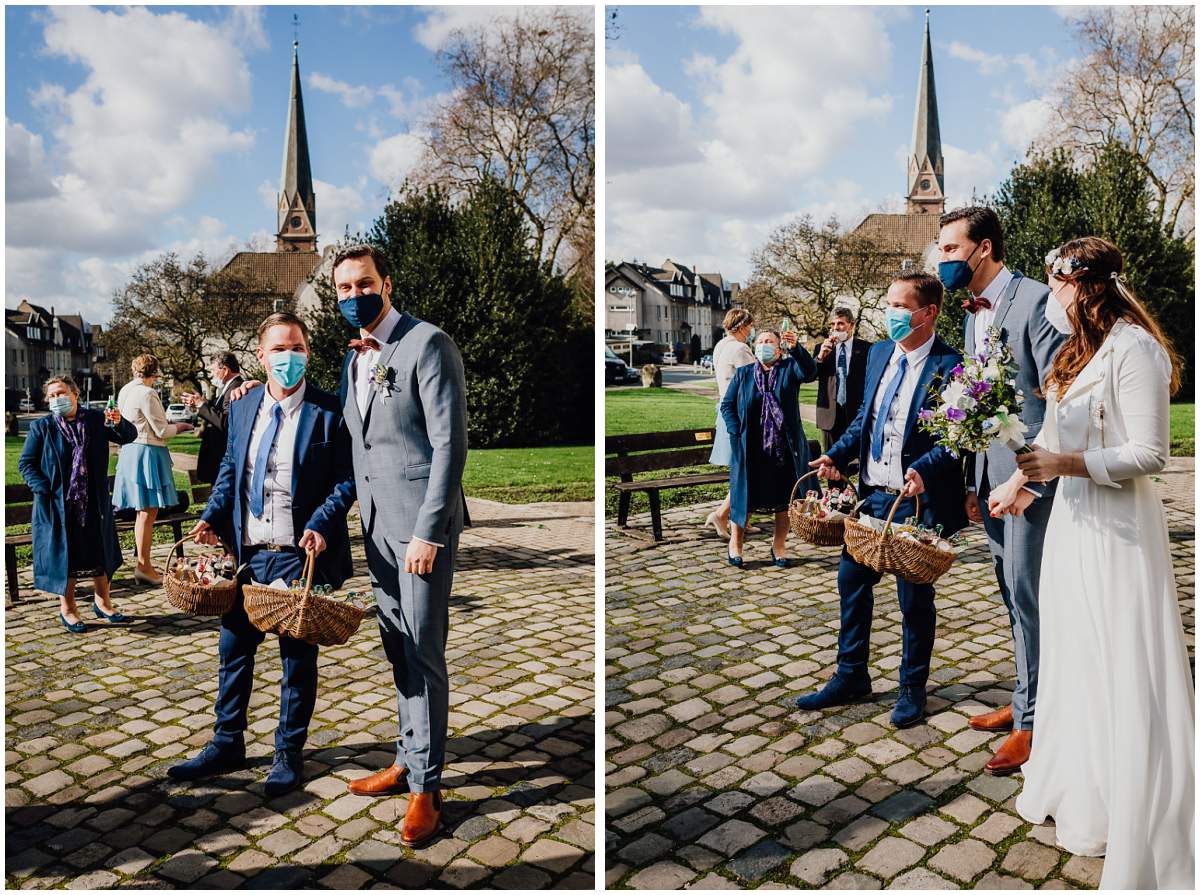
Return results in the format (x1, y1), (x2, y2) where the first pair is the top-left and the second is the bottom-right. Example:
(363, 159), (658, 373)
(6, 120), (55, 202)
(413, 6), (533, 51)
(946, 41), (1007, 75)
(606, 63), (700, 172)
(368, 133), (427, 189)
(221, 6), (268, 52)
(999, 98), (1056, 155)
(313, 178), (371, 245)
(942, 144), (1001, 208)
(8, 6), (255, 255)
(309, 72), (375, 109)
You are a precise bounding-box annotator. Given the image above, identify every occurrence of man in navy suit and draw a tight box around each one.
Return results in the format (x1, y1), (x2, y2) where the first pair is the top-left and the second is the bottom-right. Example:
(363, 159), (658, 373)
(170, 312), (355, 796)
(796, 273), (968, 728)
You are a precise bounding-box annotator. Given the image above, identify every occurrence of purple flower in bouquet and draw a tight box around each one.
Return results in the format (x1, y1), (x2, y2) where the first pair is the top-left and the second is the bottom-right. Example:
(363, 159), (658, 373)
(951, 363), (964, 377)
(945, 407), (966, 422)
(969, 379), (993, 398)
(918, 408), (934, 422)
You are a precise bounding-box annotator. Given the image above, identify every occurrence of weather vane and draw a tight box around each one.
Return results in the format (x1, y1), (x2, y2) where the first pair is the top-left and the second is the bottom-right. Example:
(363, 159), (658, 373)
(292, 13), (299, 46)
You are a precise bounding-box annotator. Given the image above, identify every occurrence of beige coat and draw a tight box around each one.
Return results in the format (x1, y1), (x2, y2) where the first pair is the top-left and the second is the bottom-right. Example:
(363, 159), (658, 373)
(117, 379), (179, 447)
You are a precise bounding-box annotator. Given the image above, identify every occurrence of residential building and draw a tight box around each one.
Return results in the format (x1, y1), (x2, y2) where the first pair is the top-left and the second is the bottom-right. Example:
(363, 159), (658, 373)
(5, 300), (108, 409)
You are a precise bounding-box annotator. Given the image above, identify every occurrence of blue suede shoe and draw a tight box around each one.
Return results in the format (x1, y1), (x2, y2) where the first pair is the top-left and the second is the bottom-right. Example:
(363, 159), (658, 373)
(891, 684), (927, 729)
(167, 740), (246, 782)
(770, 549), (790, 568)
(727, 552), (744, 568)
(264, 750), (303, 798)
(794, 675), (872, 711)
(93, 602), (128, 624)
(59, 613), (86, 634)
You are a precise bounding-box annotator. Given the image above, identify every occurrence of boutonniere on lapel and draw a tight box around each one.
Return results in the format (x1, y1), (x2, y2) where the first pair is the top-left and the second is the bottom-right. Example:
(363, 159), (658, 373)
(368, 363), (395, 399)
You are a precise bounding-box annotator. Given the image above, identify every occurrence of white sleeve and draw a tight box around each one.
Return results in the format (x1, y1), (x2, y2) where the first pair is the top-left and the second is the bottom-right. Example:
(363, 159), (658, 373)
(143, 391), (178, 441)
(1082, 338), (1170, 487)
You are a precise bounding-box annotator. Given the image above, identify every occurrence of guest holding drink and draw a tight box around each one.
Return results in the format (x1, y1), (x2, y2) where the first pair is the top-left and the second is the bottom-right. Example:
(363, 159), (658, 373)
(720, 327), (817, 567)
(705, 309), (756, 537)
(18, 376), (137, 632)
(112, 354), (193, 584)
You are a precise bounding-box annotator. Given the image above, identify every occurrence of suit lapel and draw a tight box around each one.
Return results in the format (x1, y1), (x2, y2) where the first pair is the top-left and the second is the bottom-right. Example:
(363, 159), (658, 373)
(292, 395), (318, 496)
(341, 350), (363, 429)
(235, 387), (266, 488)
(362, 316), (411, 430)
(992, 272), (1024, 335)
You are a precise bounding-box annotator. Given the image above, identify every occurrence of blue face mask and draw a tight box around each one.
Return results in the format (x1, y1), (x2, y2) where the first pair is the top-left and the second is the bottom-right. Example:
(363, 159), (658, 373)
(937, 242), (981, 292)
(885, 307), (932, 342)
(269, 350), (308, 389)
(48, 396), (74, 416)
(754, 342), (777, 364)
(338, 292), (385, 328)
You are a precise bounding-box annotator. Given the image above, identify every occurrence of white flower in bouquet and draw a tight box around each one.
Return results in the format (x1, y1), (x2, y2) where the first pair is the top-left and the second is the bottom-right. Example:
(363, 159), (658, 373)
(993, 409), (1028, 452)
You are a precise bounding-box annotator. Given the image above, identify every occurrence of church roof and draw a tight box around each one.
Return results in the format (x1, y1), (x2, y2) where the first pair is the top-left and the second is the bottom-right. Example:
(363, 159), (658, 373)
(221, 251), (321, 298)
(853, 213), (940, 258)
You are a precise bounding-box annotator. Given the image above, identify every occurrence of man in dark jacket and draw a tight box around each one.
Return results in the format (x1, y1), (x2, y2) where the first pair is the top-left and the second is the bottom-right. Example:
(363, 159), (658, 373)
(813, 307), (872, 453)
(183, 352), (244, 484)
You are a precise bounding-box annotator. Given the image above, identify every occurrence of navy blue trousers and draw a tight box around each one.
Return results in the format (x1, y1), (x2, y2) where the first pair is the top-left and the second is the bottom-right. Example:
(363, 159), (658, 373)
(835, 490), (936, 689)
(212, 547), (321, 754)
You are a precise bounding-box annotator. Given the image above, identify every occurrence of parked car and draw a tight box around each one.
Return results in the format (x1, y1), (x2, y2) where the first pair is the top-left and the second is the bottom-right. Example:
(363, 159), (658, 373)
(85, 400), (108, 411)
(165, 403), (194, 424)
(659, 351), (678, 366)
(605, 346), (640, 385)
(18, 398), (35, 413)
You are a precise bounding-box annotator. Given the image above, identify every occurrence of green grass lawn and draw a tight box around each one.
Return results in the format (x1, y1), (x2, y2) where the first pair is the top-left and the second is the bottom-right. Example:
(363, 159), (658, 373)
(464, 445), (593, 503)
(1170, 402), (1193, 456)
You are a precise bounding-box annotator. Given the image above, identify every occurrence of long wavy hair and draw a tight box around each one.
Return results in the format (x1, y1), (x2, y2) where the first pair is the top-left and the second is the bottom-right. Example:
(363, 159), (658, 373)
(1044, 237), (1182, 396)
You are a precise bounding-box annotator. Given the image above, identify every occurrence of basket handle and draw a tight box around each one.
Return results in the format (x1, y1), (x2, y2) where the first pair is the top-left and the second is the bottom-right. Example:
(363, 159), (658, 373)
(789, 468), (858, 505)
(880, 490), (921, 539)
(299, 549), (316, 599)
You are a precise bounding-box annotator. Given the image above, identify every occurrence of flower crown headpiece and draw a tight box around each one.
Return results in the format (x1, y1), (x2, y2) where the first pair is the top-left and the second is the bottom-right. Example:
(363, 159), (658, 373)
(1046, 247), (1123, 283)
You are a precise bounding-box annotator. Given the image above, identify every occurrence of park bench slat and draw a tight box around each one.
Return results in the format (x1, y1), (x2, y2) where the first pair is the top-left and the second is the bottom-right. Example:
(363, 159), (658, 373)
(606, 446), (717, 476)
(611, 472), (728, 492)
(607, 428), (716, 454)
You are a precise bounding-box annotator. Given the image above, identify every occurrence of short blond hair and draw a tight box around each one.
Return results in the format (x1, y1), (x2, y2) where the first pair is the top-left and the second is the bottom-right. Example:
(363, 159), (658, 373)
(131, 354), (160, 378)
(723, 308), (753, 333)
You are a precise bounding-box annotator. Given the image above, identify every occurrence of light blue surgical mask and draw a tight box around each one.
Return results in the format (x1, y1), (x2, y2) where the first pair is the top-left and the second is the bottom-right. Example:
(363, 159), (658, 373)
(885, 306), (932, 342)
(755, 342), (777, 364)
(49, 396), (74, 416)
(269, 350), (308, 388)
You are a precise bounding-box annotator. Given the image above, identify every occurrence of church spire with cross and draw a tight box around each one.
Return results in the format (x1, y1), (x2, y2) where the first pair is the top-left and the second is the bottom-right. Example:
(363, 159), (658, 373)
(906, 9), (945, 216)
(276, 31), (316, 252)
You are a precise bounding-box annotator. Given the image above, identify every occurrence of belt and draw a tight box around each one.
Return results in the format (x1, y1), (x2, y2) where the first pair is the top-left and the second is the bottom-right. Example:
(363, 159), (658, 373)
(245, 542), (299, 553)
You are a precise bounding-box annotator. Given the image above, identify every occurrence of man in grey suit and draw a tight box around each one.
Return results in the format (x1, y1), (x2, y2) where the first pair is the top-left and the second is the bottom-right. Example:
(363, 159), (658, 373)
(937, 207), (1066, 775)
(333, 244), (468, 845)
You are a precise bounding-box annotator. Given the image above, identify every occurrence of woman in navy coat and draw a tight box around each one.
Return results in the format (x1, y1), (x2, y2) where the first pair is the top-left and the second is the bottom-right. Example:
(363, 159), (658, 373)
(721, 329), (818, 567)
(18, 376), (137, 632)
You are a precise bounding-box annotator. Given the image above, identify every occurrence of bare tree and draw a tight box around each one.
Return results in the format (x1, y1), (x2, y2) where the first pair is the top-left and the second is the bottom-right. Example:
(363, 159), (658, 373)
(415, 8), (595, 278)
(100, 252), (273, 394)
(742, 215), (899, 339)
(1040, 6), (1194, 237)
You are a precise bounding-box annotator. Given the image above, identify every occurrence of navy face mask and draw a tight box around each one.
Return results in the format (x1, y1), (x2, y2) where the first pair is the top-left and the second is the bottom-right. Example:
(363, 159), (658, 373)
(338, 292), (385, 328)
(938, 242), (982, 292)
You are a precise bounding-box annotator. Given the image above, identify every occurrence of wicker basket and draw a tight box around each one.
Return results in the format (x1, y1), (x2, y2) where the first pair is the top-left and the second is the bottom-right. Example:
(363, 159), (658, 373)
(162, 537), (238, 616)
(843, 492), (956, 585)
(241, 550), (368, 647)
(788, 471), (857, 547)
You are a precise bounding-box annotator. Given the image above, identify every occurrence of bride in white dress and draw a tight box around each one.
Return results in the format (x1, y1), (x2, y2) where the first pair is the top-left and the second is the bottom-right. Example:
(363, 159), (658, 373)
(989, 237), (1194, 890)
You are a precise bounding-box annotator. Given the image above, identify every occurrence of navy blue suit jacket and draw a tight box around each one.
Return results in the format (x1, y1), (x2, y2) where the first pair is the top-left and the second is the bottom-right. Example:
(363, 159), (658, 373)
(202, 382), (356, 588)
(826, 336), (969, 537)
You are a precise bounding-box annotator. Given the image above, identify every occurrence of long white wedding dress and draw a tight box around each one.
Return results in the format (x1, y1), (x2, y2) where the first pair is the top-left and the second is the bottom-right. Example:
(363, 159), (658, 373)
(1014, 321), (1195, 890)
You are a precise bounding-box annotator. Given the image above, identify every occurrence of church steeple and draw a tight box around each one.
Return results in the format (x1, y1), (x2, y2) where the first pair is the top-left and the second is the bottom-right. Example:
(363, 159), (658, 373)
(277, 39), (317, 252)
(906, 10), (945, 216)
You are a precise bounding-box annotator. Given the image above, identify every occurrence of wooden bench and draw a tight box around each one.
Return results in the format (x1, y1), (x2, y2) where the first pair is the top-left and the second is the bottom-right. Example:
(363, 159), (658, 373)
(607, 428), (822, 542)
(5, 471), (212, 602)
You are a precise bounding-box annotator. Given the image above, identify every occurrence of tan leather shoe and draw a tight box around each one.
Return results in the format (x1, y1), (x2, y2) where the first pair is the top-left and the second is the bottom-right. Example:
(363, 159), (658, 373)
(985, 729), (1032, 776)
(401, 791), (442, 846)
(347, 763), (408, 796)
(969, 704), (1014, 732)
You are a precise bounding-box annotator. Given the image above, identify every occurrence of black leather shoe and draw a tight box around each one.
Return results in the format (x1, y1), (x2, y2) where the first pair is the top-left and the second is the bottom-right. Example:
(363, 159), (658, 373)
(770, 549), (790, 568)
(891, 684), (927, 729)
(727, 552), (744, 568)
(167, 741), (246, 782)
(264, 750), (303, 797)
(794, 675), (872, 711)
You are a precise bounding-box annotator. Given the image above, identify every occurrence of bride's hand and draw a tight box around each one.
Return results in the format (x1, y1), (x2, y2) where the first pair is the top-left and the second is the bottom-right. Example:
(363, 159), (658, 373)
(990, 487), (1036, 518)
(1015, 445), (1061, 482)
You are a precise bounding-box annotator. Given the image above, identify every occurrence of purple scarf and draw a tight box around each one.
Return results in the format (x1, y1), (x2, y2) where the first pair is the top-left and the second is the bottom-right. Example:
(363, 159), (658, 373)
(753, 360), (789, 463)
(55, 413), (90, 527)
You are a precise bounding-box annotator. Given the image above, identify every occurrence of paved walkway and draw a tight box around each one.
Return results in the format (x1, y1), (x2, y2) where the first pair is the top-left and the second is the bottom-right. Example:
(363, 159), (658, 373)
(606, 474), (1194, 889)
(6, 499), (595, 889)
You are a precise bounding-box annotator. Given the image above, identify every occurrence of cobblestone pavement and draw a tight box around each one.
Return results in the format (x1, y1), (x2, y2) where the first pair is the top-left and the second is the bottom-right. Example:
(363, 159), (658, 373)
(6, 499), (595, 889)
(606, 470), (1194, 890)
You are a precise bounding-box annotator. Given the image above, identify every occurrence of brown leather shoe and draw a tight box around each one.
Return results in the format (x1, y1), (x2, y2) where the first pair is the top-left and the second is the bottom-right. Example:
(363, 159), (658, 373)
(401, 791), (442, 846)
(969, 704), (1014, 732)
(347, 763), (408, 796)
(985, 729), (1032, 776)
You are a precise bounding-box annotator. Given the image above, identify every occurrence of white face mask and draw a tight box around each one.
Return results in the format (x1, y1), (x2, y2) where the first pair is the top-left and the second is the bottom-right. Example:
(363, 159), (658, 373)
(1046, 288), (1074, 335)
(832, 330), (850, 343)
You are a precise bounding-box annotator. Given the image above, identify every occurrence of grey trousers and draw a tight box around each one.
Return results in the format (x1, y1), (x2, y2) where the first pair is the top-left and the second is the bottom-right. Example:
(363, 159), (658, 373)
(364, 529), (459, 792)
(976, 479), (1055, 730)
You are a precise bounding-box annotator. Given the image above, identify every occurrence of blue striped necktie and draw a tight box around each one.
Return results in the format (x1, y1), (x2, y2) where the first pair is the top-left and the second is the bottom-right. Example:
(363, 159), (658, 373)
(836, 344), (848, 406)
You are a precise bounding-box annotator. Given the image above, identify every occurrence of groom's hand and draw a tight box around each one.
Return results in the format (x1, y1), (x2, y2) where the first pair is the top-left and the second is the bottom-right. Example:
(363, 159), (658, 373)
(298, 529), (327, 556)
(901, 468), (925, 497)
(404, 540), (438, 576)
(809, 455), (842, 481)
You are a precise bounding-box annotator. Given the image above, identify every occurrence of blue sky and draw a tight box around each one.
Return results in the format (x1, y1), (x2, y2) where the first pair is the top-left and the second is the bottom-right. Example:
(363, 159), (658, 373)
(606, 5), (1078, 282)
(6, 5), (532, 324)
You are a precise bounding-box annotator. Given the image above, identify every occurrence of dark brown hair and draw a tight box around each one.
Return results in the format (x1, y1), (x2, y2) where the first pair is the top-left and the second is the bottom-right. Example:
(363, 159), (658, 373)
(331, 243), (391, 283)
(257, 311), (310, 345)
(1045, 236), (1182, 396)
(939, 205), (1006, 263)
(892, 272), (944, 309)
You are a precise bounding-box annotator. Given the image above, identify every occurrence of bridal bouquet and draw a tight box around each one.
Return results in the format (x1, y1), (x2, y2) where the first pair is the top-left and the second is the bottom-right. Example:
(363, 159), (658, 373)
(917, 326), (1030, 458)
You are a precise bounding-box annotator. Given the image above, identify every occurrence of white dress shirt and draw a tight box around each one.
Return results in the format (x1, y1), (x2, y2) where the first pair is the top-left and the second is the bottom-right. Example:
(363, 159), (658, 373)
(351, 305), (444, 549)
(242, 382), (306, 546)
(972, 265), (1014, 339)
(353, 305), (402, 417)
(864, 334), (936, 491)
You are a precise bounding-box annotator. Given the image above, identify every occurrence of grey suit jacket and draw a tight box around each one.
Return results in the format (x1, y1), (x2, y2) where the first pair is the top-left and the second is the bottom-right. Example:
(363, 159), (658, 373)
(340, 312), (468, 544)
(964, 272), (1067, 491)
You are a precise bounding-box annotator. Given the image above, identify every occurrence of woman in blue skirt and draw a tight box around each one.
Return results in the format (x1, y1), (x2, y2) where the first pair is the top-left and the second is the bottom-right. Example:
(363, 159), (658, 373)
(112, 354), (193, 584)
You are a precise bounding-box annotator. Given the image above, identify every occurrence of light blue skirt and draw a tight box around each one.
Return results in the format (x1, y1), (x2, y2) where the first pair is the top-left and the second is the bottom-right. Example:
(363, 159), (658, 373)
(112, 443), (179, 510)
(709, 406), (732, 466)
